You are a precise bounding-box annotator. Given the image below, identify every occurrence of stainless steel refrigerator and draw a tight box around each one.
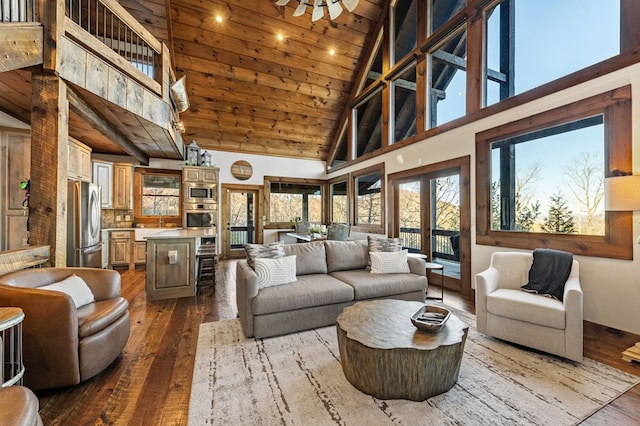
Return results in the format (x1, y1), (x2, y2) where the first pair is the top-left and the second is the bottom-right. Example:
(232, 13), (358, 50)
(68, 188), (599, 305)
(67, 180), (102, 268)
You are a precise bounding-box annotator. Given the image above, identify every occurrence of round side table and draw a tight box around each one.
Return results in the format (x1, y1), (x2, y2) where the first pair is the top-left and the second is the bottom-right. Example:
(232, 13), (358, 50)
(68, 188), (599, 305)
(425, 262), (444, 302)
(0, 307), (25, 387)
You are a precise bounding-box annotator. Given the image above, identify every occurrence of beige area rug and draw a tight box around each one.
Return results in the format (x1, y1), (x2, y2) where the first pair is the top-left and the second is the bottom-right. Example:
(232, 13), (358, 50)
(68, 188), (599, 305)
(188, 309), (639, 426)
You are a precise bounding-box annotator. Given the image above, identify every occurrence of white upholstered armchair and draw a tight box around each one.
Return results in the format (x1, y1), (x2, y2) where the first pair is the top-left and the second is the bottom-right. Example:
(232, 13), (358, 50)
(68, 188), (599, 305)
(475, 252), (583, 362)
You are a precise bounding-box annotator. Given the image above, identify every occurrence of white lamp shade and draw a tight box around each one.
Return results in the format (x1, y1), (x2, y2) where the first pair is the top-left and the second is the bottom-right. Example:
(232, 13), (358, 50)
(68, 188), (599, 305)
(604, 175), (640, 211)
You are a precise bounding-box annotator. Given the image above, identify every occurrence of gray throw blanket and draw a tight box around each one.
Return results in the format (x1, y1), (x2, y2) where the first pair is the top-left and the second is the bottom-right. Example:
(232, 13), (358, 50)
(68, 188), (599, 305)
(521, 249), (573, 301)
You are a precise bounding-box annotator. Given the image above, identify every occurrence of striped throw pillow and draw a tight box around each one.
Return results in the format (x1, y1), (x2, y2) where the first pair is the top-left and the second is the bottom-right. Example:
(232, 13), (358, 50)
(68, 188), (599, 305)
(370, 250), (410, 274)
(367, 236), (403, 270)
(254, 255), (297, 288)
(244, 241), (285, 269)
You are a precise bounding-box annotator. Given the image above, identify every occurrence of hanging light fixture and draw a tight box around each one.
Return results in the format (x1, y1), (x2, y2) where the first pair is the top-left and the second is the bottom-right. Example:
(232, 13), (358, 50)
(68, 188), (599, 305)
(276, 0), (360, 22)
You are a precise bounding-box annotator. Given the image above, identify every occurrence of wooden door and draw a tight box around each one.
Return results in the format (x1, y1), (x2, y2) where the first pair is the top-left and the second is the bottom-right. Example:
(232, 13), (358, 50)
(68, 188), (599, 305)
(220, 184), (262, 259)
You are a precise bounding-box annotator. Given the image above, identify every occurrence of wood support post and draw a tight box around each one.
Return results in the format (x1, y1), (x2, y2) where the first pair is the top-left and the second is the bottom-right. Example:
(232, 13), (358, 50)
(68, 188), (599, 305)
(30, 73), (69, 267)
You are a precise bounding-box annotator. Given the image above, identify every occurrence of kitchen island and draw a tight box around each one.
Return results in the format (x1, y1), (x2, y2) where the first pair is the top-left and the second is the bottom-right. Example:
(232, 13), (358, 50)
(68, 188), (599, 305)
(145, 229), (215, 301)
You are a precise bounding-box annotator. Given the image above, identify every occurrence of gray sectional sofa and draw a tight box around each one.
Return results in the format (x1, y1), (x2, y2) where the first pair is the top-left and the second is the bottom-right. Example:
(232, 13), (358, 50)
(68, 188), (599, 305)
(236, 239), (428, 338)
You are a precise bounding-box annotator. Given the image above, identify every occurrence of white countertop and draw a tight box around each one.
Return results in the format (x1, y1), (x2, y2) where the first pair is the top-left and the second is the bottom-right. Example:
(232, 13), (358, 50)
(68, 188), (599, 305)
(145, 229), (215, 239)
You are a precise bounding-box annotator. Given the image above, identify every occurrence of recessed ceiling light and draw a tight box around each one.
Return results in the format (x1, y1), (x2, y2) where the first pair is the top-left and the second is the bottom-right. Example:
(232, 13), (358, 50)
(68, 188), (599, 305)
(277, 33), (284, 41)
(329, 49), (336, 56)
(215, 15), (223, 23)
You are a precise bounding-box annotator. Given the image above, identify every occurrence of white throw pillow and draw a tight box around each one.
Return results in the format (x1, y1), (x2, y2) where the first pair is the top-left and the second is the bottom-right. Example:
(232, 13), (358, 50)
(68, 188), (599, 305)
(40, 274), (95, 308)
(254, 255), (297, 289)
(370, 250), (411, 274)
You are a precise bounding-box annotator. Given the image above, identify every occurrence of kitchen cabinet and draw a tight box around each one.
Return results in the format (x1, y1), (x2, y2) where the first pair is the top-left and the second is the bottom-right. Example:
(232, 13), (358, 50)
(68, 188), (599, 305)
(93, 161), (113, 208)
(68, 139), (92, 181)
(112, 163), (133, 209)
(109, 230), (132, 266)
(134, 241), (146, 264)
(146, 234), (197, 300)
(182, 166), (218, 183)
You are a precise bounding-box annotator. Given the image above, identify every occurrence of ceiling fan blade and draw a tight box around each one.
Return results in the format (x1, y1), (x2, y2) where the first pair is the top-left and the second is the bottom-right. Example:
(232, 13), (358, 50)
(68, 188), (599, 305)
(293, 1), (307, 16)
(327, 0), (343, 20)
(275, 0), (290, 5)
(311, 0), (324, 21)
(341, 0), (359, 12)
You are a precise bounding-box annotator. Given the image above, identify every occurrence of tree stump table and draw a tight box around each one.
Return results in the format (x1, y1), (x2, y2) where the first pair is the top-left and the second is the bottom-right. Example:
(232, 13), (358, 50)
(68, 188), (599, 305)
(336, 299), (468, 401)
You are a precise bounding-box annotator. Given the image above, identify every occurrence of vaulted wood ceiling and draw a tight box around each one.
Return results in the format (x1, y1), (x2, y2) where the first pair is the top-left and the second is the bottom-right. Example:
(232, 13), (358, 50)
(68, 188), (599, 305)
(123, 0), (387, 161)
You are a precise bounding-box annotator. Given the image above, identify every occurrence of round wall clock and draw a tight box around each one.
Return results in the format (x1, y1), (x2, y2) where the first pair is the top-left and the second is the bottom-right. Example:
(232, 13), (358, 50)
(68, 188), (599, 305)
(230, 160), (253, 180)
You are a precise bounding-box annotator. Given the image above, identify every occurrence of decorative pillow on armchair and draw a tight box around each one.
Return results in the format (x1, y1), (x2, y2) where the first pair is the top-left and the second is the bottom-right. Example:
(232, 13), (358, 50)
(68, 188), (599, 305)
(244, 241), (285, 269)
(39, 274), (95, 308)
(367, 236), (403, 270)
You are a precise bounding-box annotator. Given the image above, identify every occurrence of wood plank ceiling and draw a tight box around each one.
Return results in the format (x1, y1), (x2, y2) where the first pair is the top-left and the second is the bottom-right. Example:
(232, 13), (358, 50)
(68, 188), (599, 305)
(124, 0), (387, 161)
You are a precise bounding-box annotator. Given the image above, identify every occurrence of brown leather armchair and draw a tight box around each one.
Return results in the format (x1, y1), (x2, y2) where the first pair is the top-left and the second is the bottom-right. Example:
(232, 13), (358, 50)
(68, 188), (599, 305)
(0, 268), (130, 390)
(0, 386), (43, 426)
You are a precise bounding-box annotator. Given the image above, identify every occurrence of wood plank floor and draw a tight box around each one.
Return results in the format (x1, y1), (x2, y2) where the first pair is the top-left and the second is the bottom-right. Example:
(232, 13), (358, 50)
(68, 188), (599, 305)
(35, 261), (640, 425)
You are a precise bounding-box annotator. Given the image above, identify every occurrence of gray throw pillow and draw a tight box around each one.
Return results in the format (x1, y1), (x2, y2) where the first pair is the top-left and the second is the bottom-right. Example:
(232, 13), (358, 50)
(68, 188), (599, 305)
(244, 241), (285, 269)
(367, 236), (403, 270)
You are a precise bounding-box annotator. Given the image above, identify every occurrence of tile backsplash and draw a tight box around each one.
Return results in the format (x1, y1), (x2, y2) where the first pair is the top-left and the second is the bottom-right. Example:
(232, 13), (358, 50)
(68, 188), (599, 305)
(102, 209), (134, 228)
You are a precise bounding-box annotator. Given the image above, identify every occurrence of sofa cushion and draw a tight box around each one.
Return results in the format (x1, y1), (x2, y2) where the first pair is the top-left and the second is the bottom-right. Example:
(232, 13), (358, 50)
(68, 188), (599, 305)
(40, 274), (95, 308)
(486, 288), (565, 330)
(283, 241), (327, 275)
(325, 239), (368, 273)
(330, 269), (427, 300)
(370, 250), (410, 274)
(77, 297), (130, 338)
(367, 236), (403, 270)
(244, 241), (285, 269)
(252, 274), (354, 315)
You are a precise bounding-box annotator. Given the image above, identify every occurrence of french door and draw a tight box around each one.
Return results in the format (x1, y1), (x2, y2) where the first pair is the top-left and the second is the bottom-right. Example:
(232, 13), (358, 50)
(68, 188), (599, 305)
(391, 156), (471, 297)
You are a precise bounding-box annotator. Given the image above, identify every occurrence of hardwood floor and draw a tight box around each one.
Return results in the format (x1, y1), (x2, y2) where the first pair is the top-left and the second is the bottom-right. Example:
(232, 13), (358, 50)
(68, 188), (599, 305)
(35, 261), (640, 425)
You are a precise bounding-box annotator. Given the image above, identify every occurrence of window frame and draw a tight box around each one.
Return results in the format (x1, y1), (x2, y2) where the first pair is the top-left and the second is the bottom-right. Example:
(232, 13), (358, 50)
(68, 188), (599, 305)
(133, 168), (182, 228)
(263, 176), (325, 229)
(328, 174), (350, 225)
(475, 86), (633, 259)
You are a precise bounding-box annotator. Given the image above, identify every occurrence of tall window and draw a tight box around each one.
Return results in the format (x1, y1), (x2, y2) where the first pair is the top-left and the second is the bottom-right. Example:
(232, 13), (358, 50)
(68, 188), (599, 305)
(476, 86), (632, 259)
(429, 0), (466, 35)
(485, 0), (620, 106)
(354, 166), (384, 228)
(428, 26), (467, 128)
(392, 0), (417, 65)
(268, 180), (322, 224)
(354, 87), (383, 158)
(391, 63), (417, 143)
(330, 180), (348, 223)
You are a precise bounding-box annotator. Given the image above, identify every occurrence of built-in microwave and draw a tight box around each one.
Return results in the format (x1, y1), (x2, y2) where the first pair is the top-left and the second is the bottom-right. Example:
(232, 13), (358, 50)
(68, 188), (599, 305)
(184, 183), (217, 204)
(184, 203), (216, 229)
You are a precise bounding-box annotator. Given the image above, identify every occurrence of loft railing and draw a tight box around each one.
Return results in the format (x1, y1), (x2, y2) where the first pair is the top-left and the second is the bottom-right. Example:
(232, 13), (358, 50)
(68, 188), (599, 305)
(65, 0), (158, 80)
(399, 227), (460, 261)
(230, 226), (254, 248)
(0, 0), (37, 22)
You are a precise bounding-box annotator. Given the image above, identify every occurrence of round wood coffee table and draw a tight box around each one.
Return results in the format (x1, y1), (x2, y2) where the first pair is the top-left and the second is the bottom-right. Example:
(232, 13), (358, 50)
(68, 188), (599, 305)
(336, 299), (468, 401)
